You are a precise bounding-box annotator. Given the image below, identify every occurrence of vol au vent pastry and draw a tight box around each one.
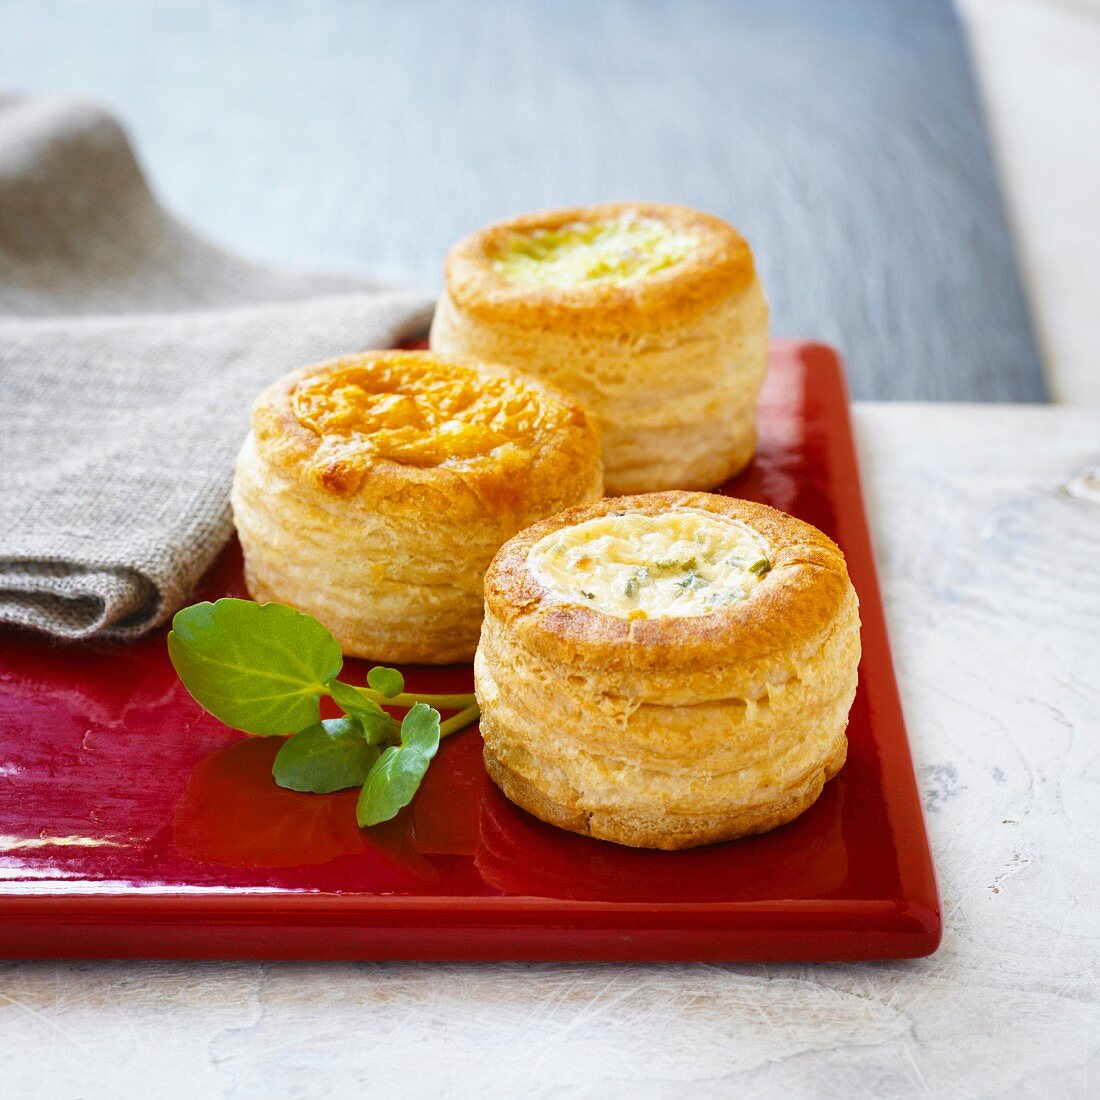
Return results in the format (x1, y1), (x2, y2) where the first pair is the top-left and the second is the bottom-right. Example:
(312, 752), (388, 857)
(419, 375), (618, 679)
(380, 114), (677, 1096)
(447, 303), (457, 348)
(475, 491), (861, 849)
(231, 350), (603, 663)
(430, 202), (769, 495)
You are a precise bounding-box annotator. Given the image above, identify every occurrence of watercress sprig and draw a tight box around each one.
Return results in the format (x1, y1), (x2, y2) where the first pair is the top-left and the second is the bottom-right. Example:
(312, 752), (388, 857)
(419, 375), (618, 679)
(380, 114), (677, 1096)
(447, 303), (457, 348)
(167, 598), (479, 826)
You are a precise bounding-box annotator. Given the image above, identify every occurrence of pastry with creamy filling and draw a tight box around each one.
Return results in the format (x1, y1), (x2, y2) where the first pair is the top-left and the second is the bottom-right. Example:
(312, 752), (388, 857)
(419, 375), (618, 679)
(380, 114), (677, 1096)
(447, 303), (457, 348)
(475, 491), (860, 849)
(431, 202), (769, 495)
(231, 350), (603, 663)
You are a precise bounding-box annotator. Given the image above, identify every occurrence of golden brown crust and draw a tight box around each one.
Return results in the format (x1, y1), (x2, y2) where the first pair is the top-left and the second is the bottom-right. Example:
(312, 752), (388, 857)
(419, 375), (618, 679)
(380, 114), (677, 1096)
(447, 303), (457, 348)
(483, 491), (852, 675)
(473, 490), (861, 849)
(432, 203), (769, 495)
(232, 350), (603, 663)
(442, 201), (757, 334)
(249, 350), (599, 521)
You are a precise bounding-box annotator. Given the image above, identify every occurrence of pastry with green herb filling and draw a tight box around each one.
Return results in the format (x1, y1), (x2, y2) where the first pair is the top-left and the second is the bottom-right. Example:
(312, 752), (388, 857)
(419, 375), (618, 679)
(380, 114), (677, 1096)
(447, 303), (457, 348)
(475, 491), (860, 849)
(431, 202), (768, 495)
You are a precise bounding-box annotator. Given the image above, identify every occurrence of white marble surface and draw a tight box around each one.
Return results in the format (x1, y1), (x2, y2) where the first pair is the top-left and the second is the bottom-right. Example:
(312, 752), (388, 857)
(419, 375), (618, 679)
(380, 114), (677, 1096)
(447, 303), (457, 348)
(1, 403), (1097, 1098)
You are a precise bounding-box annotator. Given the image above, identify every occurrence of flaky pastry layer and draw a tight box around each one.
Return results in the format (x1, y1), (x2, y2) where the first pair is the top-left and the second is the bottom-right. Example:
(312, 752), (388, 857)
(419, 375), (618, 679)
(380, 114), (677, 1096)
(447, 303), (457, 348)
(231, 351), (603, 662)
(431, 202), (768, 494)
(474, 491), (861, 849)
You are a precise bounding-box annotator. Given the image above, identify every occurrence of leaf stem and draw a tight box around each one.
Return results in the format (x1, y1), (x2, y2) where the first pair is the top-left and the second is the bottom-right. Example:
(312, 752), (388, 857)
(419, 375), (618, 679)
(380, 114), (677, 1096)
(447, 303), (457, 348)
(346, 685), (478, 710)
(439, 702), (481, 739)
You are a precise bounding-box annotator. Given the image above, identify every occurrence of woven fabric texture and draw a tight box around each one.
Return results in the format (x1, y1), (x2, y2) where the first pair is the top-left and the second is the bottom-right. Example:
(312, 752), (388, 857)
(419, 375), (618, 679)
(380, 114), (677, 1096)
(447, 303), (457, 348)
(0, 96), (435, 640)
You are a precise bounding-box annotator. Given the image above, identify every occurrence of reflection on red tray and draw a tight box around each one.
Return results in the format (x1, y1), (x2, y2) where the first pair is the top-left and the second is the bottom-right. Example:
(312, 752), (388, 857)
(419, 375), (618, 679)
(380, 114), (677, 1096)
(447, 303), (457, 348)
(0, 341), (940, 961)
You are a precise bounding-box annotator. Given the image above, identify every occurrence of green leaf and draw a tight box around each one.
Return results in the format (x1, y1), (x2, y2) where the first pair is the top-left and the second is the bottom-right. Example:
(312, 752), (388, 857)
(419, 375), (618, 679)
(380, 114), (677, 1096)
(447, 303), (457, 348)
(367, 666), (404, 698)
(399, 701), (441, 754)
(327, 678), (384, 718)
(356, 747), (432, 826)
(327, 679), (398, 744)
(168, 599), (343, 735)
(356, 703), (441, 827)
(272, 718), (380, 793)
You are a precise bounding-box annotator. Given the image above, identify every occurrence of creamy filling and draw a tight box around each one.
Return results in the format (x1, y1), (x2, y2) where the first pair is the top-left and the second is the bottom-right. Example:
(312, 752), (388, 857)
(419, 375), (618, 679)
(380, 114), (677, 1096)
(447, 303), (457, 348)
(493, 214), (697, 288)
(527, 509), (771, 619)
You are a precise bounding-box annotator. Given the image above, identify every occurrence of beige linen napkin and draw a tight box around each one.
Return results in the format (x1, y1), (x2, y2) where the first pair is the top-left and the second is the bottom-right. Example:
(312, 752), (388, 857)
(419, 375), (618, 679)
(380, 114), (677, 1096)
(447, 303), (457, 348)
(0, 95), (435, 641)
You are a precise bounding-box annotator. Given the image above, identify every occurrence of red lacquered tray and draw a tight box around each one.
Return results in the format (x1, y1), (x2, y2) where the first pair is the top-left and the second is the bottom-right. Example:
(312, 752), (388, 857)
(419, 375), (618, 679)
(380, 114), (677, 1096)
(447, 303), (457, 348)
(0, 340), (940, 961)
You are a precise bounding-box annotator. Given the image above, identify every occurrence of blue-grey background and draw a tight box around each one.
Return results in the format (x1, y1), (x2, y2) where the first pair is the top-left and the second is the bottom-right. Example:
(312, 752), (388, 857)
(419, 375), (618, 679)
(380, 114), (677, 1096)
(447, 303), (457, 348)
(0, 0), (1045, 401)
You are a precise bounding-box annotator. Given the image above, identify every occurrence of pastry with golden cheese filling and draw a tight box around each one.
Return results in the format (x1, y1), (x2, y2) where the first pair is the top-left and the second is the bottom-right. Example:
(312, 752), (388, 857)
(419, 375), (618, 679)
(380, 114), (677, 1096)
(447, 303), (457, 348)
(231, 350), (603, 663)
(431, 202), (768, 495)
(475, 491), (860, 849)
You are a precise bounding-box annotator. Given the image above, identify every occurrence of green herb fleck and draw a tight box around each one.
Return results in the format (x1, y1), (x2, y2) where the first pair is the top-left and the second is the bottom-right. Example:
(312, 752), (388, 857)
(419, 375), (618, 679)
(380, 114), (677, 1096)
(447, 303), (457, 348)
(748, 558), (772, 577)
(676, 571), (709, 592)
(625, 568), (651, 600)
(654, 557), (697, 573)
(706, 590), (743, 608)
